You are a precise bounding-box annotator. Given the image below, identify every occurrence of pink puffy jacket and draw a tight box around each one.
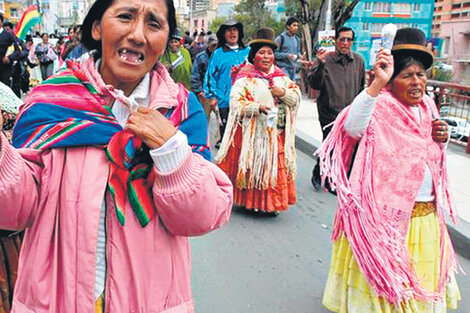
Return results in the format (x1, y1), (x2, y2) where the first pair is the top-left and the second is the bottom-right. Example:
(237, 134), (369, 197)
(0, 66), (233, 313)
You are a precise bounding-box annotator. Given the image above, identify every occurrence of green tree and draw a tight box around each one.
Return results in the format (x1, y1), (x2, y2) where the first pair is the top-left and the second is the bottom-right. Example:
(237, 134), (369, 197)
(208, 0), (285, 41)
(233, 0), (271, 40)
(209, 17), (226, 34)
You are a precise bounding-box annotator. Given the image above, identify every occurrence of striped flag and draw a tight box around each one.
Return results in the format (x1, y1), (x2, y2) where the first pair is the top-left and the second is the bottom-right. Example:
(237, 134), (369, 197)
(14, 5), (42, 40)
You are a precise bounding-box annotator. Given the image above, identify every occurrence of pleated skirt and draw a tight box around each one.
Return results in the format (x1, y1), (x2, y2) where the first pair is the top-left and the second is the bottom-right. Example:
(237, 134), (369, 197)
(218, 127), (296, 212)
(323, 212), (461, 313)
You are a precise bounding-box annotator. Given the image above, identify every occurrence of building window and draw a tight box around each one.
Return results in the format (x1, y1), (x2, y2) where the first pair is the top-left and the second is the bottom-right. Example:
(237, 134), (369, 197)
(364, 2), (372, 10)
(462, 12), (469, 16)
(452, 3), (461, 9)
(363, 23), (370, 31)
(373, 2), (391, 13)
(451, 13), (460, 18)
(394, 3), (411, 13)
(463, 2), (470, 7)
(10, 8), (18, 18)
(443, 37), (450, 55)
(413, 3), (420, 11)
(371, 23), (386, 33)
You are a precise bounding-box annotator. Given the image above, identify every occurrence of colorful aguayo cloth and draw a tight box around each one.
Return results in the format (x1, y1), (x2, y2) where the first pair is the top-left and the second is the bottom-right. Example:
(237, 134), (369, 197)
(12, 59), (210, 227)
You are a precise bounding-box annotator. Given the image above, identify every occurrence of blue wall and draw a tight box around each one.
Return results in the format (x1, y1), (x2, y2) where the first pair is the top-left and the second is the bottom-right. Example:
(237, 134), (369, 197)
(345, 0), (434, 68)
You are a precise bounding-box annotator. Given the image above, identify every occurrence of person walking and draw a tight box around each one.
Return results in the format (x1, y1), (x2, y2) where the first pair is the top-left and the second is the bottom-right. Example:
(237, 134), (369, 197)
(307, 26), (365, 191)
(191, 34), (218, 122)
(318, 28), (461, 313)
(160, 28), (192, 90)
(0, 0), (233, 312)
(0, 14), (20, 87)
(216, 27), (300, 215)
(3, 22), (30, 97)
(204, 18), (249, 144)
(275, 17), (301, 81)
(34, 33), (57, 80)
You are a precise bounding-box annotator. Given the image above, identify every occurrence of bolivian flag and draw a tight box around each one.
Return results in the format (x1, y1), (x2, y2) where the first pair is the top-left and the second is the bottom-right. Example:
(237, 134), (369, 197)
(14, 5), (42, 40)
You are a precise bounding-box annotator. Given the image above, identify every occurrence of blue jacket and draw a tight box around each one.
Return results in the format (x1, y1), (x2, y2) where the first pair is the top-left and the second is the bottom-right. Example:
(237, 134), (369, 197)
(203, 45), (249, 109)
(275, 31), (300, 74)
(191, 49), (211, 94)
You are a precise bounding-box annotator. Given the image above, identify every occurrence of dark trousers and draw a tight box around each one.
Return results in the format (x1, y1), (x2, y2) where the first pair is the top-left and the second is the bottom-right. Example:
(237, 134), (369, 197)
(0, 63), (12, 87)
(11, 62), (22, 97)
(312, 124), (333, 182)
(218, 107), (230, 141)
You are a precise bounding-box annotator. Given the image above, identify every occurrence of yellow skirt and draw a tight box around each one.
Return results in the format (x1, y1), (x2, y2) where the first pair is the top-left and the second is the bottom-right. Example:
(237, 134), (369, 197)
(323, 212), (461, 313)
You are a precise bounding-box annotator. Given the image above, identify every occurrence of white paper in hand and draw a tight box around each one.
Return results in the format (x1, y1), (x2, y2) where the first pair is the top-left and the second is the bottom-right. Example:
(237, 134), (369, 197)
(381, 24), (398, 54)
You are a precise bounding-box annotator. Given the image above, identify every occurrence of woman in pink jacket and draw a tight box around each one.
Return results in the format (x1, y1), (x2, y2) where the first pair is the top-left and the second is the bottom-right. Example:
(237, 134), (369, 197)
(0, 0), (233, 312)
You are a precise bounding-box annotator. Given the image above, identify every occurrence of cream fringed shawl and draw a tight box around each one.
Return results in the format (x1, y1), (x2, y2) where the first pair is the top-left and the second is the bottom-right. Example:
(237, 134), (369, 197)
(317, 89), (458, 304)
(215, 64), (300, 190)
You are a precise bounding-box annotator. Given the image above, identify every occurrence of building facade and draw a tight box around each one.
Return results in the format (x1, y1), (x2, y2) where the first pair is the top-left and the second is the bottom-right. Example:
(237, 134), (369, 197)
(432, 0), (470, 37)
(439, 20), (470, 83)
(431, 0), (470, 83)
(345, 0), (434, 68)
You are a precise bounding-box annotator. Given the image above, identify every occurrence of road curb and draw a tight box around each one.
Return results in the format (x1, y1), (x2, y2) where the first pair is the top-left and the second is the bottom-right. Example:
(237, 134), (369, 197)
(295, 131), (470, 260)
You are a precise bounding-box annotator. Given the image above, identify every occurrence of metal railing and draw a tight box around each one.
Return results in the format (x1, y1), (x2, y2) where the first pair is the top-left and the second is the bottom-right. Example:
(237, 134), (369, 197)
(427, 80), (470, 153)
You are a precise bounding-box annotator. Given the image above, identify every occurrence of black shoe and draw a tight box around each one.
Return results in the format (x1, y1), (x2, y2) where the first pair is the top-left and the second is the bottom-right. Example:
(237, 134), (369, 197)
(311, 174), (321, 190)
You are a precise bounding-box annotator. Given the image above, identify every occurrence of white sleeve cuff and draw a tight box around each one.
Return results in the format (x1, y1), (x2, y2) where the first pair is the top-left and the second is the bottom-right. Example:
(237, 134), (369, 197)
(149, 130), (191, 174)
(344, 89), (376, 138)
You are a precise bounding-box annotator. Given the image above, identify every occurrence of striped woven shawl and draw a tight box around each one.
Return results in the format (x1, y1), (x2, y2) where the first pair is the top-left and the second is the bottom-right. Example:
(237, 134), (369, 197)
(12, 58), (210, 227)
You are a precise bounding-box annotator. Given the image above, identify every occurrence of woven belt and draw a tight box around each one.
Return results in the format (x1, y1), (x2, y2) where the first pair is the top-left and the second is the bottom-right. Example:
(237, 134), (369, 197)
(411, 202), (436, 218)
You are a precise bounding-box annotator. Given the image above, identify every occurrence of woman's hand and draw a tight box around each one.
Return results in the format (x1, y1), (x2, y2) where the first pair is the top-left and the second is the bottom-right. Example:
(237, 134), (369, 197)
(432, 119), (449, 143)
(259, 103), (271, 114)
(126, 108), (177, 149)
(366, 48), (394, 97)
(270, 87), (286, 98)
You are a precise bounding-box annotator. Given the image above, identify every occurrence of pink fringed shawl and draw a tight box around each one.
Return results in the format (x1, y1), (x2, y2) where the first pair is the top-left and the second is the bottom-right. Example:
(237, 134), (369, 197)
(317, 89), (458, 304)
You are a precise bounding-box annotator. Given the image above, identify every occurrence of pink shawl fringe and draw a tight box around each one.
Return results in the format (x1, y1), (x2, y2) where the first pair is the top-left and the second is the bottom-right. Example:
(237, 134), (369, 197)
(316, 90), (458, 304)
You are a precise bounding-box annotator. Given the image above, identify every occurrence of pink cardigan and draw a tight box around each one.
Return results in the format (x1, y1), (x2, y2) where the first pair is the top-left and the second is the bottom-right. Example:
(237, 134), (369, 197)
(0, 64), (233, 313)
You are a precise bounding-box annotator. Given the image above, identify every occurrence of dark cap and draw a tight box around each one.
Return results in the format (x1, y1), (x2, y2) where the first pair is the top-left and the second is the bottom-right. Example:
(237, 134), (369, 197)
(216, 18), (244, 44)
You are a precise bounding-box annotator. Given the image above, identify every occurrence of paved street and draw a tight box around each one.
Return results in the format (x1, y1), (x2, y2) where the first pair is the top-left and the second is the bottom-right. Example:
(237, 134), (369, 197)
(190, 149), (470, 313)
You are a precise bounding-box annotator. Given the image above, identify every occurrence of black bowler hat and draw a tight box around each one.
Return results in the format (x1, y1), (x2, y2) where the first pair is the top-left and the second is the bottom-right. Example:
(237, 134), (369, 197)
(391, 28), (434, 70)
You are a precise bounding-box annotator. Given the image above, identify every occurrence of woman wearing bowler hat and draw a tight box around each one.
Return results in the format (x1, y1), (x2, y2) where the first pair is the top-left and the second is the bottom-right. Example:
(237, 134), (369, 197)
(216, 27), (300, 215)
(319, 28), (461, 312)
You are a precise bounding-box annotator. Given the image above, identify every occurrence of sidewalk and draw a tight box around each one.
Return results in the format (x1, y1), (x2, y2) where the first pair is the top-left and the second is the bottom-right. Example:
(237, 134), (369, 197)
(295, 94), (470, 259)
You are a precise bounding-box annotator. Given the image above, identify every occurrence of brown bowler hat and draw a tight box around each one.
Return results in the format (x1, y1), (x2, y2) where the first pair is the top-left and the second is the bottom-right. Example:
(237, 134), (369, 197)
(249, 27), (278, 50)
(391, 28), (434, 70)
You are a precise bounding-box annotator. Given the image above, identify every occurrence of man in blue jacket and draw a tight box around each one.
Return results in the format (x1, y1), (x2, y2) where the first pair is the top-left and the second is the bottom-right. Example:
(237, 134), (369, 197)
(204, 18), (249, 143)
(275, 17), (301, 80)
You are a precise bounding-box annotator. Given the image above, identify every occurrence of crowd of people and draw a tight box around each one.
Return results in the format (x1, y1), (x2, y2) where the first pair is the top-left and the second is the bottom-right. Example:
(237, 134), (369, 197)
(0, 1), (463, 312)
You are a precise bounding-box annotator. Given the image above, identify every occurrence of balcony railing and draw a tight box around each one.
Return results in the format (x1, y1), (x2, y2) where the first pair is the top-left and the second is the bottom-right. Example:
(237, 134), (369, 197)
(428, 80), (470, 153)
